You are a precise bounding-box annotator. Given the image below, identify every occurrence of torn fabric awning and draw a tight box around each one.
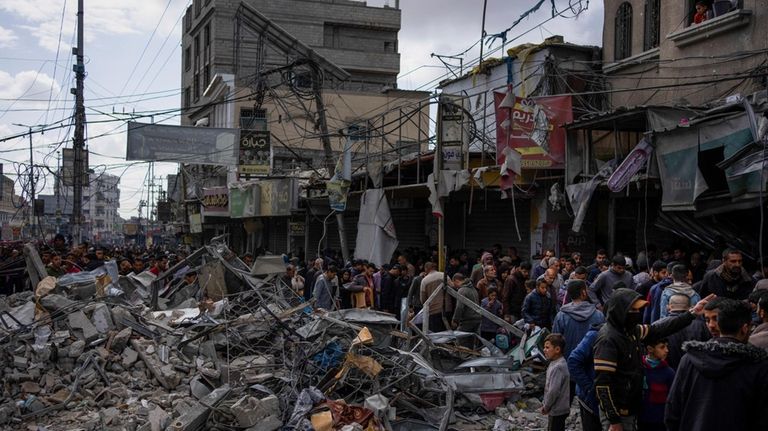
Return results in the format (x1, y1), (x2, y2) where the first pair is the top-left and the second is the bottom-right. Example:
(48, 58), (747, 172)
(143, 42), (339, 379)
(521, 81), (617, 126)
(354, 189), (398, 266)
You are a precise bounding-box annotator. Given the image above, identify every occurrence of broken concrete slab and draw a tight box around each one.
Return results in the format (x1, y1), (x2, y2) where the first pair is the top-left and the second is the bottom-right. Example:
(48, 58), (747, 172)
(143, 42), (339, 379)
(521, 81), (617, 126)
(90, 303), (114, 333)
(170, 384), (231, 431)
(38, 294), (75, 312)
(231, 394), (281, 427)
(121, 347), (138, 368)
(69, 340), (86, 358)
(110, 327), (132, 353)
(68, 311), (99, 343)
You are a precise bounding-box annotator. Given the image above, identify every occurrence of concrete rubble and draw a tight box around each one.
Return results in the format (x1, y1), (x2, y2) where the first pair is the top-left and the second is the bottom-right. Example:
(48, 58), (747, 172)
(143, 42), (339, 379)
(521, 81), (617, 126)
(0, 240), (561, 431)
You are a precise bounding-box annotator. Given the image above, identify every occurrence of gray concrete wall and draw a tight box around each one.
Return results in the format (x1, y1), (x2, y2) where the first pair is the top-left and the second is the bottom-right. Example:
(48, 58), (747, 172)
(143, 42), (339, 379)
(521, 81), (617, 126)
(181, 0), (402, 125)
(603, 0), (767, 108)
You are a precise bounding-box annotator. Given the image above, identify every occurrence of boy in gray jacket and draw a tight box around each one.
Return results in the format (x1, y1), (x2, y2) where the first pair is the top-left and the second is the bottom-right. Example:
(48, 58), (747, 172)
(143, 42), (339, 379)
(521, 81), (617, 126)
(542, 333), (570, 431)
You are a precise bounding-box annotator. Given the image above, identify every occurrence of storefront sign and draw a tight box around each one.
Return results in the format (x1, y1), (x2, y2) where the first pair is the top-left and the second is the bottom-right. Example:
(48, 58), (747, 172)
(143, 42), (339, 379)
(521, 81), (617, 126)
(189, 213), (203, 234)
(229, 183), (260, 218)
(289, 222), (305, 236)
(201, 186), (229, 218)
(494, 91), (572, 169)
(239, 130), (271, 175)
(259, 178), (298, 217)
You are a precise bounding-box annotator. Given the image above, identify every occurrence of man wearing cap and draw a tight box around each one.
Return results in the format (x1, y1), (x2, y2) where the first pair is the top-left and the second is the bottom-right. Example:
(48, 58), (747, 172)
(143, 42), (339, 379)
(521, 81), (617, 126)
(593, 288), (713, 430)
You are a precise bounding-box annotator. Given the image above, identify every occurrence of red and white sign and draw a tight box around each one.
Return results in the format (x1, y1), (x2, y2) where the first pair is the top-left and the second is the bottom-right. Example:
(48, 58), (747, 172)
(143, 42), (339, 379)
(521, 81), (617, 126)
(494, 89), (572, 169)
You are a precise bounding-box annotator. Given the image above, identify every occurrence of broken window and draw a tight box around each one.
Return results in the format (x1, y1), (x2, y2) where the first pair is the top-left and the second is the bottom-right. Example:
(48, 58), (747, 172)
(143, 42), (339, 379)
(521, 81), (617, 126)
(614, 2), (632, 61)
(644, 0), (660, 50)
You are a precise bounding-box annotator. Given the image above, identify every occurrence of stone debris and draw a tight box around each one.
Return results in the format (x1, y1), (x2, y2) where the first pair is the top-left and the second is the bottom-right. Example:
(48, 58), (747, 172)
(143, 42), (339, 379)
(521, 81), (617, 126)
(0, 240), (557, 431)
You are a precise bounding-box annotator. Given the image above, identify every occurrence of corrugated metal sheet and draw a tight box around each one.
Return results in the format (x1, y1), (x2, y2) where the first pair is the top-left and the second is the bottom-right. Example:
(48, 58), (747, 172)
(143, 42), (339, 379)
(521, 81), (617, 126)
(265, 217), (289, 254)
(461, 197), (531, 258)
(391, 208), (430, 251)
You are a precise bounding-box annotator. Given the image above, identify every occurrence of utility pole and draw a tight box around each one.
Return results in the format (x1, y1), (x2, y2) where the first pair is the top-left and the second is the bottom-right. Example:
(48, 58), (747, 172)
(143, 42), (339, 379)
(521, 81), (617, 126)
(56, 151), (61, 234)
(311, 62), (350, 264)
(28, 127), (35, 237)
(72, 0), (86, 245)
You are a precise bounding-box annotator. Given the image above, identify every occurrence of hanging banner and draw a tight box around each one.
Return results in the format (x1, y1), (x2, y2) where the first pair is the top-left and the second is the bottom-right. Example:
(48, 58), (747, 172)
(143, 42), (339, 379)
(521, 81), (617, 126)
(126, 122), (239, 166)
(655, 128), (708, 211)
(327, 137), (352, 212)
(229, 183), (261, 218)
(189, 213), (203, 233)
(201, 186), (229, 218)
(494, 90), (572, 169)
(239, 130), (271, 175)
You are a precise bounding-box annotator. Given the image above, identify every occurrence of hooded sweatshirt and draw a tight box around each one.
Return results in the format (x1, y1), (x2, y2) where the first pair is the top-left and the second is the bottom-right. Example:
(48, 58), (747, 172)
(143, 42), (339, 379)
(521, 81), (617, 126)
(659, 282), (701, 319)
(665, 337), (768, 431)
(553, 301), (605, 357)
(589, 268), (634, 307)
(593, 288), (697, 425)
(452, 279), (481, 328)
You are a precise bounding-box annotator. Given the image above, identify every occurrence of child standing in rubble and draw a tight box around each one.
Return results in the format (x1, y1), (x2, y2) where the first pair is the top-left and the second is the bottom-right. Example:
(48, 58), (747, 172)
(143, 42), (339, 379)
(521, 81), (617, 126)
(479, 287), (503, 341)
(542, 333), (570, 431)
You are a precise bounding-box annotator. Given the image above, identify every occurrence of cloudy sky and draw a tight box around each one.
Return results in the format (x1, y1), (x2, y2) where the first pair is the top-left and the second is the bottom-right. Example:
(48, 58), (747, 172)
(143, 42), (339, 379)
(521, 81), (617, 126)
(0, 0), (603, 220)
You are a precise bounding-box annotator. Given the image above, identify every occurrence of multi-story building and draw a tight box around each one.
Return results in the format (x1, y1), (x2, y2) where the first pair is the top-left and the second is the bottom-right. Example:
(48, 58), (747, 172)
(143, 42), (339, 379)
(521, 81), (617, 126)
(58, 172), (121, 245)
(0, 175), (26, 240)
(180, 0), (427, 169)
(178, 0), (430, 253)
(564, 0), (768, 259)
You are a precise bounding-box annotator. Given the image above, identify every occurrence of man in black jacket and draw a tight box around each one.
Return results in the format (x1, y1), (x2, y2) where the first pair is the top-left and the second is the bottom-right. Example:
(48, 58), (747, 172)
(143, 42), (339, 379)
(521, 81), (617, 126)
(665, 299), (768, 431)
(656, 294), (711, 369)
(593, 288), (712, 431)
(699, 248), (754, 300)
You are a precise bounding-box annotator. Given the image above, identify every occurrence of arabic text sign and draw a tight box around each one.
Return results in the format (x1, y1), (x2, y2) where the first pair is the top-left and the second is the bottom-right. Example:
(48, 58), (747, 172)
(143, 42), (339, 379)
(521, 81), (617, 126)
(494, 93), (572, 169)
(239, 130), (271, 175)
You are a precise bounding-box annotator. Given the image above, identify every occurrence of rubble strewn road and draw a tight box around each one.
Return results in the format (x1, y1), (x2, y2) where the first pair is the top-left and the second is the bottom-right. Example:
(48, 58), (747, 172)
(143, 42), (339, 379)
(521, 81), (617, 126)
(0, 241), (566, 431)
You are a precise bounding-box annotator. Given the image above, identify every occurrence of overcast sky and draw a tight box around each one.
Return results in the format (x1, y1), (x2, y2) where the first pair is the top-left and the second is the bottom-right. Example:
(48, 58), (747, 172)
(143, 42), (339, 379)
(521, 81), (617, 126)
(0, 0), (603, 220)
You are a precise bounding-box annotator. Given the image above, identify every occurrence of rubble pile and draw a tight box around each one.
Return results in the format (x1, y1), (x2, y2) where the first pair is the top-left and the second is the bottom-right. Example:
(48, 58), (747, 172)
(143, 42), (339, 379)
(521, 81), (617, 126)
(0, 241), (557, 431)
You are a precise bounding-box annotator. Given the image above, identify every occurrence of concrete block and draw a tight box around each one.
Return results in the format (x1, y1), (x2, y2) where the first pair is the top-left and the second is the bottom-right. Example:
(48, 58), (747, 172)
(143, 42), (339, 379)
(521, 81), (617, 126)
(122, 347), (139, 368)
(231, 394), (280, 427)
(68, 310), (99, 342)
(111, 327), (133, 353)
(170, 384), (231, 431)
(39, 294), (75, 312)
(69, 340), (86, 358)
(91, 303), (114, 333)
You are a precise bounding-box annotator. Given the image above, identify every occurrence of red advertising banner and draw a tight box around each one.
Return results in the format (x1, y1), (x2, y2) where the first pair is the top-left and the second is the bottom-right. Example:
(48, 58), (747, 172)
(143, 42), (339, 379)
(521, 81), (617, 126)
(494, 90), (572, 169)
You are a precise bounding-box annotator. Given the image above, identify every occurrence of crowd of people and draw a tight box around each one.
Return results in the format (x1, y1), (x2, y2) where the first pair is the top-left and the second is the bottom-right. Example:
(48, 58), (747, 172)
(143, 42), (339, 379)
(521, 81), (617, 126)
(293, 244), (768, 431)
(4, 236), (768, 430)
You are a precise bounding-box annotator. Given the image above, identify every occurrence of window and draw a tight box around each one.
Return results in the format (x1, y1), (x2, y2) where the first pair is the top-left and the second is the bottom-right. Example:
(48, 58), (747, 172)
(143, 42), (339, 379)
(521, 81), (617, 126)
(347, 123), (371, 142)
(193, 74), (200, 101)
(194, 0), (201, 18)
(614, 2), (633, 61)
(185, 6), (192, 33)
(643, 0), (660, 50)
(184, 46), (191, 71)
(240, 108), (267, 130)
(203, 65), (210, 89)
(194, 35), (200, 71)
(204, 24), (211, 65)
(184, 87), (191, 109)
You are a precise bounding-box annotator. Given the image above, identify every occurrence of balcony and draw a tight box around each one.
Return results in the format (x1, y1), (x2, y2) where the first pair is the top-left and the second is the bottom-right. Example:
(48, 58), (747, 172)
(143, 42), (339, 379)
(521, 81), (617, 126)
(667, 9), (752, 47)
